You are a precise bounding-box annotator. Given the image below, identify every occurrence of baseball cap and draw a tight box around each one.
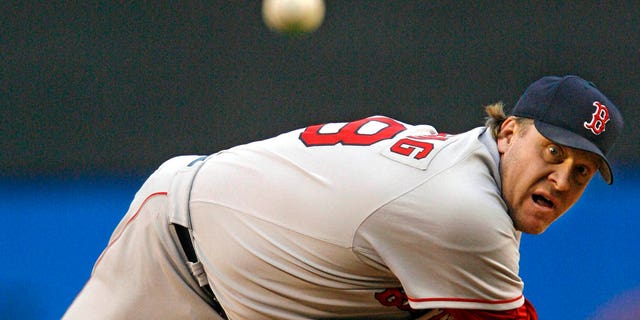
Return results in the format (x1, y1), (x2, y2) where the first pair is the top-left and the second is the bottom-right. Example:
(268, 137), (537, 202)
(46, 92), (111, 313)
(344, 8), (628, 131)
(511, 75), (623, 184)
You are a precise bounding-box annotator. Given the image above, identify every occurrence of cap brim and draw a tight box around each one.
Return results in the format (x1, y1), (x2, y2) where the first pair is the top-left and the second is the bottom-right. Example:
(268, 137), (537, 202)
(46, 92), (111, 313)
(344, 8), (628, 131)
(534, 120), (613, 184)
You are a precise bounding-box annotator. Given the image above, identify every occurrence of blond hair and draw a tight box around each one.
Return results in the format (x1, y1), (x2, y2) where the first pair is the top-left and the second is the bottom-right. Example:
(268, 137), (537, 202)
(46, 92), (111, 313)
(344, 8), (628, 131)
(484, 102), (532, 138)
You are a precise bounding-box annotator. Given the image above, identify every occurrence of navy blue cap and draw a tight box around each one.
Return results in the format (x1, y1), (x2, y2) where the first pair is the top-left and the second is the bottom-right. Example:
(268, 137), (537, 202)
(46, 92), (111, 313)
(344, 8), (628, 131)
(512, 75), (624, 184)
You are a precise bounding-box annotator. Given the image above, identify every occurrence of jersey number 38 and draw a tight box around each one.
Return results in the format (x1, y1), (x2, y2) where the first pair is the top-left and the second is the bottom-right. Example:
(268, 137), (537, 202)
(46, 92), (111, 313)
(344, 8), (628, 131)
(299, 116), (448, 161)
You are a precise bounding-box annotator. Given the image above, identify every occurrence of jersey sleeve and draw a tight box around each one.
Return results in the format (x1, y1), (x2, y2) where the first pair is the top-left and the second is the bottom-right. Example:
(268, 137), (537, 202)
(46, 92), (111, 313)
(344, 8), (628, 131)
(443, 298), (538, 320)
(354, 150), (525, 311)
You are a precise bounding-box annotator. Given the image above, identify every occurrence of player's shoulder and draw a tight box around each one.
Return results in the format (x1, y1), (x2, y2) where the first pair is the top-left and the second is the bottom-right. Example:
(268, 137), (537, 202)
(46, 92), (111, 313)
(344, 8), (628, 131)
(380, 126), (509, 231)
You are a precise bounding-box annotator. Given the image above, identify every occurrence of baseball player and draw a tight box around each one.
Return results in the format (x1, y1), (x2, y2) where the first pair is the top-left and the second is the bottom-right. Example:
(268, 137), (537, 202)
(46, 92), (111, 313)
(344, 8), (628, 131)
(64, 75), (622, 319)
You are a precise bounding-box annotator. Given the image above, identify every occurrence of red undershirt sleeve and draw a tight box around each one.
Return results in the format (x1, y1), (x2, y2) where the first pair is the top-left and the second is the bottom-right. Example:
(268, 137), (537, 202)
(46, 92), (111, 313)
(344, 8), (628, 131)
(443, 298), (538, 320)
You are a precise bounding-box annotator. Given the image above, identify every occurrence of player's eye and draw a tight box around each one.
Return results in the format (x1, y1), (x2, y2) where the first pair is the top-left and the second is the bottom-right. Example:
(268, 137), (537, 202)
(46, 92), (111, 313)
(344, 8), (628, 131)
(575, 165), (589, 176)
(544, 145), (564, 163)
(572, 164), (595, 185)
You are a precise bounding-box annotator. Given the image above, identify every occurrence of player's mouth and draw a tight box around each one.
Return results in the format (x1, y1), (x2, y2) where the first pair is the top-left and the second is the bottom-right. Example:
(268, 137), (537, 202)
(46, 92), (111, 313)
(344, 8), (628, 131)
(532, 193), (554, 209)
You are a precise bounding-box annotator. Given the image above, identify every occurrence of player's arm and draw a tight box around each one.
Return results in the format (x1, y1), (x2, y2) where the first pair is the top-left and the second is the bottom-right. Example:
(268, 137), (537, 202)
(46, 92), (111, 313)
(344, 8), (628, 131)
(416, 299), (538, 320)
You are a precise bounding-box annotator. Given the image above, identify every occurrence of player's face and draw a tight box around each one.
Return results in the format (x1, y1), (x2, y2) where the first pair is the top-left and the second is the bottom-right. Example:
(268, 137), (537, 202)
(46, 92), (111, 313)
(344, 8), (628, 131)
(496, 117), (601, 234)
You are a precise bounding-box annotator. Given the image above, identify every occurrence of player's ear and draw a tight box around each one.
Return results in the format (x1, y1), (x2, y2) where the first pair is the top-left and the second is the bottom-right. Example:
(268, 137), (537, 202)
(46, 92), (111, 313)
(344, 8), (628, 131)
(496, 117), (517, 153)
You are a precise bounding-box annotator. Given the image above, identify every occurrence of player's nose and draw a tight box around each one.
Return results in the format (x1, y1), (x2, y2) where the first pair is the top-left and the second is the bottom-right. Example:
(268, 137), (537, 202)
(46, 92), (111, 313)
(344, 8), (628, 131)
(548, 164), (571, 192)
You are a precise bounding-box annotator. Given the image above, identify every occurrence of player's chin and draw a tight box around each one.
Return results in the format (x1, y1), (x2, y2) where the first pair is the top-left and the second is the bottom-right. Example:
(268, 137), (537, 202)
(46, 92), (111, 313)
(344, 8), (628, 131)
(514, 214), (552, 235)
(518, 223), (548, 235)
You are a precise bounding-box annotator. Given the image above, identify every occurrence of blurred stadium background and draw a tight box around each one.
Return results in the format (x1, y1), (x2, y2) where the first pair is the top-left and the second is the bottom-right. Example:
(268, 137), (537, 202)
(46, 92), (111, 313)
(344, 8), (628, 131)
(1, 2), (638, 319)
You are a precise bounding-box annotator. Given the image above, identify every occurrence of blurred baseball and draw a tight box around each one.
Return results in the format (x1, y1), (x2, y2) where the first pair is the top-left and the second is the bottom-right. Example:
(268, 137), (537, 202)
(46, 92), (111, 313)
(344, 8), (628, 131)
(262, 0), (325, 36)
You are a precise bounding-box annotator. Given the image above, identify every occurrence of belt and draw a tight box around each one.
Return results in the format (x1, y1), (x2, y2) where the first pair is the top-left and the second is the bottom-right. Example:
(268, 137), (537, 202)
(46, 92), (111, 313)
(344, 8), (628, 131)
(174, 224), (228, 319)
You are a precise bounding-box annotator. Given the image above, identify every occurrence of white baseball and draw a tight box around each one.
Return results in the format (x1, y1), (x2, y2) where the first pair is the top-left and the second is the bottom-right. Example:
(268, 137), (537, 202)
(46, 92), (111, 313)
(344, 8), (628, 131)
(262, 0), (325, 35)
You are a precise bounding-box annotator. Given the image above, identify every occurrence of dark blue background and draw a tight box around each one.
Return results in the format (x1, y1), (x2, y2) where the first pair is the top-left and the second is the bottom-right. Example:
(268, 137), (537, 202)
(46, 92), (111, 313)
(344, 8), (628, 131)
(3, 2), (639, 176)
(1, 166), (639, 319)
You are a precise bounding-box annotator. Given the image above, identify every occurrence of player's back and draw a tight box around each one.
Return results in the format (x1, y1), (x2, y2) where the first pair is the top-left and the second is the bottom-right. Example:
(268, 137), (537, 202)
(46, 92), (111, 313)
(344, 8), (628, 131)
(188, 116), (500, 319)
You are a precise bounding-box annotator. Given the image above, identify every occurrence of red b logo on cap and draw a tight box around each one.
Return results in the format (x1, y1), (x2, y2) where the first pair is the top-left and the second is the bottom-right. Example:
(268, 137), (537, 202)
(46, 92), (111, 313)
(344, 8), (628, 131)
(584, 101), (610, 135)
